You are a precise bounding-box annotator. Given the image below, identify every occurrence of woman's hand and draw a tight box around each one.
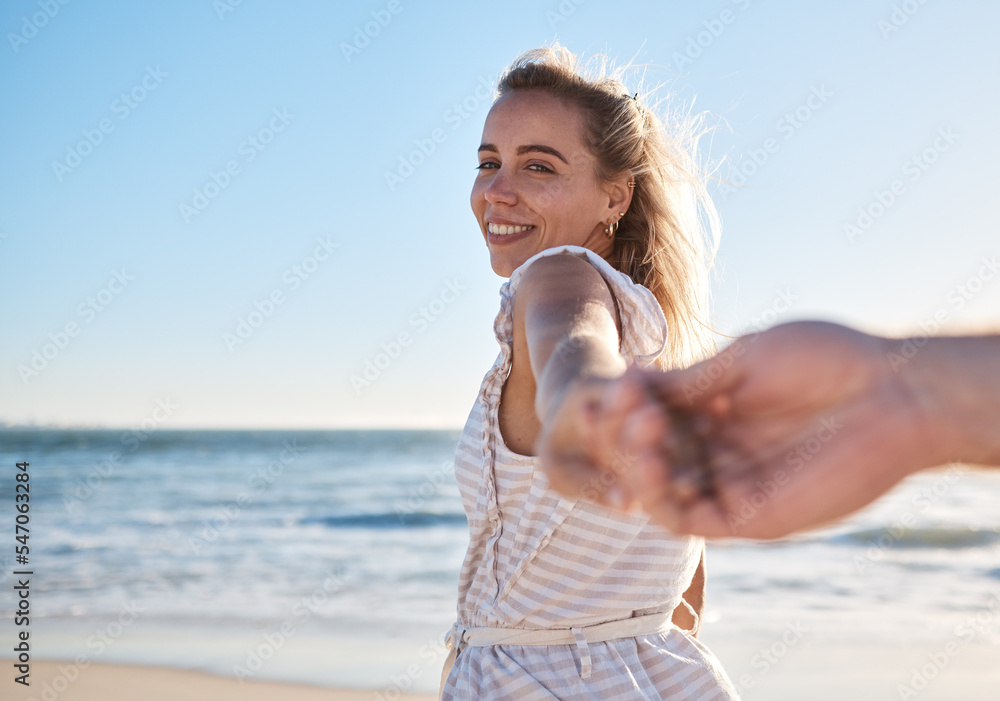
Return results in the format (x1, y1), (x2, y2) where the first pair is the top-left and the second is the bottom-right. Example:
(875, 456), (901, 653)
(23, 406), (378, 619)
(538, 370), (660, 509)
(536, 376), (628, 502)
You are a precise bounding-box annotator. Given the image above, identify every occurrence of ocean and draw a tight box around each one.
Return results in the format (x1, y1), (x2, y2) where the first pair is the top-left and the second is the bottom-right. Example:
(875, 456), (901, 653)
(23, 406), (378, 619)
(1, 429), (999, 695)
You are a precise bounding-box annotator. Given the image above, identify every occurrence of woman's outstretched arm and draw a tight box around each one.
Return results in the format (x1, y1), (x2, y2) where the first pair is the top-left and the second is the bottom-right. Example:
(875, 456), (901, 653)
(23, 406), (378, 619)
(508, 254), (626, 458)
(518, 252), (708, 626)
(522, 256), (625, 422)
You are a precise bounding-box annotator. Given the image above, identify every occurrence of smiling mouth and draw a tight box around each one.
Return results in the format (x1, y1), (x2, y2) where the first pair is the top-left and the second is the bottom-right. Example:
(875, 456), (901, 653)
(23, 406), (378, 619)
(487, 222), (534, 236)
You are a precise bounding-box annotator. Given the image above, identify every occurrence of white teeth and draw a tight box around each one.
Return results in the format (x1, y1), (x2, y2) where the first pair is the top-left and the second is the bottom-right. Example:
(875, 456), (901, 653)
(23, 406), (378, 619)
(488, 222), (532, 236)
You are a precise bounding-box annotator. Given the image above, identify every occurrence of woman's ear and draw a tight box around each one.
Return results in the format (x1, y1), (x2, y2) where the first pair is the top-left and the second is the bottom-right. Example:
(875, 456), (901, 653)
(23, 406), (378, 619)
(603, 175), (634, 219)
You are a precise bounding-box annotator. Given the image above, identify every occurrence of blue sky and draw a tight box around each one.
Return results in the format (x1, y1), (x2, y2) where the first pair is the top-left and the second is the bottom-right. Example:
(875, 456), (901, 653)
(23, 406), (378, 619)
(1, 0), (997, 429)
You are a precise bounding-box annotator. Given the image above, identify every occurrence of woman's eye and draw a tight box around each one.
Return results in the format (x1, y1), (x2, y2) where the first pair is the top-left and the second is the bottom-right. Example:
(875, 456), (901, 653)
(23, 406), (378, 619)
(528, 164), (554, 173)
(475, 162), (499, 171)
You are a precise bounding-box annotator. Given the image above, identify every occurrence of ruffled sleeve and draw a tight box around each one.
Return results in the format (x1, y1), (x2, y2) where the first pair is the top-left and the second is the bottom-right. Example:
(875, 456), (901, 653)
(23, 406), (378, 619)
(495, 245), (668, 368)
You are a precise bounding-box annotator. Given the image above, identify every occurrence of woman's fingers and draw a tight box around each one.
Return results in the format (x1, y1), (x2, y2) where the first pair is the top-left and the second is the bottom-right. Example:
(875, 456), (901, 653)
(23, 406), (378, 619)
(592, 369), (648, 468)
(543, 364), (753, 525)
(626, 445), (682, 531)
(541, 438), (598, 500)
(540, 386), (630, 504)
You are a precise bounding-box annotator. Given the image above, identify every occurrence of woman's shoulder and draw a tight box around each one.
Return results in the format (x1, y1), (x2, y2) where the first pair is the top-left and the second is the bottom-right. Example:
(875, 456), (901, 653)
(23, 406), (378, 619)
(504, 245), (633, 315)
(507, 245), (615, 287)
(503, 245), (668, 367)
(508, 246), (615, 307)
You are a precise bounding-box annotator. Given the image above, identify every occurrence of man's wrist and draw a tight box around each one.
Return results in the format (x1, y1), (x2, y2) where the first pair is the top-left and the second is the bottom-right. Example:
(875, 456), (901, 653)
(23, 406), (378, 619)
(894, 335), (998, 466)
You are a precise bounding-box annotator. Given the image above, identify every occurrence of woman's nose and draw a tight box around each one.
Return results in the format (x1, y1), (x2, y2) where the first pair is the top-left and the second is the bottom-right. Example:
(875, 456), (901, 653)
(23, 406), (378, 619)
(484, 167), (517, 205)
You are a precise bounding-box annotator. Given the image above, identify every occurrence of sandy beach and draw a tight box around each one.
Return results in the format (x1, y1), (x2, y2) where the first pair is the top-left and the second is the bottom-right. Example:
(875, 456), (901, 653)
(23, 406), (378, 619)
(7, 640), (1000, 701)
(7, 661), (437, 701)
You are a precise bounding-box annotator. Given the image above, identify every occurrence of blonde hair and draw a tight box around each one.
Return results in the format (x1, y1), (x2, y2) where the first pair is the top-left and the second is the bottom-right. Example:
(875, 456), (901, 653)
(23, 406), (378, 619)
(496, 45), (720, 367)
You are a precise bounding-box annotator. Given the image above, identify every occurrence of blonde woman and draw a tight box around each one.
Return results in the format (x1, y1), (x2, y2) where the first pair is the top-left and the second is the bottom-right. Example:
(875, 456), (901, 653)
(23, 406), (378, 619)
(441, 46), (738, 699)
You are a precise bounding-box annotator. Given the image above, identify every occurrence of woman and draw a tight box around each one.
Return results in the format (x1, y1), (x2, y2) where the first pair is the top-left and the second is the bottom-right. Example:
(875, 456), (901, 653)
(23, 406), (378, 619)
(441, 45), (738, 699)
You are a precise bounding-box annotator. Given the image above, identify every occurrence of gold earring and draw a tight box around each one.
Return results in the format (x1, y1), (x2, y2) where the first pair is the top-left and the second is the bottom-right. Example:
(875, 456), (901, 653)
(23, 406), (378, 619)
(606, 212), (626, 238)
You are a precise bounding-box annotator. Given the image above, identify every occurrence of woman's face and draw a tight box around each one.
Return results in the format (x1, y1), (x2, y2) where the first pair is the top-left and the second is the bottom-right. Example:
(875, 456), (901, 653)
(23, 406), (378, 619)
(471, 90), (621, 277)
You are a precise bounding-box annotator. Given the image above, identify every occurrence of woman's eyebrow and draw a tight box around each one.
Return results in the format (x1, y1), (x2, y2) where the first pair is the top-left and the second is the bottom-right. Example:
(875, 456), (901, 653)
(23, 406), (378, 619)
(477, 143), (569, 164)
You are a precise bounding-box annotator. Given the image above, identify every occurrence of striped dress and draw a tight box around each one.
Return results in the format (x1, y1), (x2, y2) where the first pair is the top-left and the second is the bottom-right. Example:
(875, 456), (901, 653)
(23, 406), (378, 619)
(442, 245), (739, 700)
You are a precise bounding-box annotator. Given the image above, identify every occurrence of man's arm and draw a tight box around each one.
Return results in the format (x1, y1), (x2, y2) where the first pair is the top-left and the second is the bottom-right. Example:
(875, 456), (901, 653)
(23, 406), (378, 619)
(543, 321), (1000, 539)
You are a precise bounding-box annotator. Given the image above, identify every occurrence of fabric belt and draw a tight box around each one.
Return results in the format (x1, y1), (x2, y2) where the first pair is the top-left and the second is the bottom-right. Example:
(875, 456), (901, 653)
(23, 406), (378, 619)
(443, 611), (675, 684)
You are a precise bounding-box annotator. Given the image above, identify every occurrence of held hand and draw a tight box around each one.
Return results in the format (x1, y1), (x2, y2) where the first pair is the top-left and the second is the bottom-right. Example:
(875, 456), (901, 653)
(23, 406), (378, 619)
(536, 377), (646, 508)
(587, 322), (942, 538)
